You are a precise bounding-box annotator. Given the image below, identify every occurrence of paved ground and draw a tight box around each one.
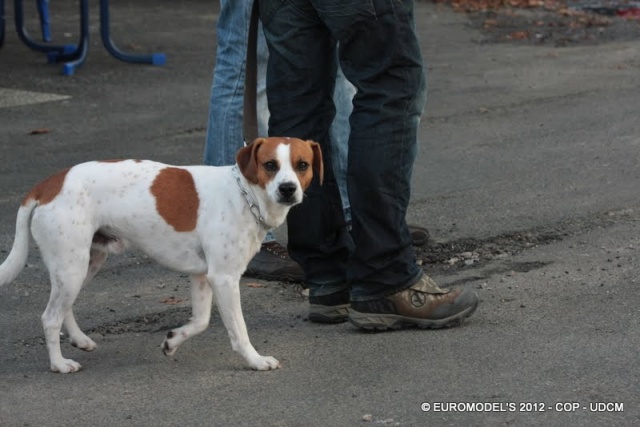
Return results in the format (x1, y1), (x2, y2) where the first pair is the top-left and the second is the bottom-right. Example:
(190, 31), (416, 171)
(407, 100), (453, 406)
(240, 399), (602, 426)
(0, 1), (638, 426)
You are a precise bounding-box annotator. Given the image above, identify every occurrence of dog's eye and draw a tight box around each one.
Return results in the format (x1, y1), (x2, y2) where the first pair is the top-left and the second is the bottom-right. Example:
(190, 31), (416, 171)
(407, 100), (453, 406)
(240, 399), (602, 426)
(297, 161), (309, 172)
(264, 161), (278, 172)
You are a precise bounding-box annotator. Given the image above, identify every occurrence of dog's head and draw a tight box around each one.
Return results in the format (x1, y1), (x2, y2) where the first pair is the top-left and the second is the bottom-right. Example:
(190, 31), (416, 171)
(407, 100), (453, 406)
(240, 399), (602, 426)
(236, 137), (323, 206)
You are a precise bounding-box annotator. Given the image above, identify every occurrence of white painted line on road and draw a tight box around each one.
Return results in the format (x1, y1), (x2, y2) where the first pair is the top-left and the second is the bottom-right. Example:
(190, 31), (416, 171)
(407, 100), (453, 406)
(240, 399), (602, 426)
(0, 88), (71, 108)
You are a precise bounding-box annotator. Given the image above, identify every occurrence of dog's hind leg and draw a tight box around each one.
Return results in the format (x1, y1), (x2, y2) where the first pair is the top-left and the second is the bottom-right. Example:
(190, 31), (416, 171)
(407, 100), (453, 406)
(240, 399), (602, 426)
(162, 274), (213, 357)
(40, 251), (91, 373)
(209, 273), (281, 371)
(64, 248), (109, 352)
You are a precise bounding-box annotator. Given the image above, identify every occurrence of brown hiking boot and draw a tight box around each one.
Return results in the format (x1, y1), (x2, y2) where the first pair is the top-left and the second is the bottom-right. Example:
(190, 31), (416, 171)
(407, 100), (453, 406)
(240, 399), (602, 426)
(349, 275), (478, 331)
(244, 241), (305, 282)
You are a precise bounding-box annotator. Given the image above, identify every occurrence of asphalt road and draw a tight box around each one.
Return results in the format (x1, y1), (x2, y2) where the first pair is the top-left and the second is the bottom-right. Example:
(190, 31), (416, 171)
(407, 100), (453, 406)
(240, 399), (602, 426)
(0, 1), (638, 426)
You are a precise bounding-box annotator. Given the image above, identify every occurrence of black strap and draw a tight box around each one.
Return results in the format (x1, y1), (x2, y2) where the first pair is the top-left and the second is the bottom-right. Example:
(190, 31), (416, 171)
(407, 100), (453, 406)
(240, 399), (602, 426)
(243, 1), (259, 144)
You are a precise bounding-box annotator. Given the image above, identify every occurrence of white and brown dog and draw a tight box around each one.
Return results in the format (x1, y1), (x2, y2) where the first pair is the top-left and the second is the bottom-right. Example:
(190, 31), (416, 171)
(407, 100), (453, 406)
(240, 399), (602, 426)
(0, 137), (322, 373)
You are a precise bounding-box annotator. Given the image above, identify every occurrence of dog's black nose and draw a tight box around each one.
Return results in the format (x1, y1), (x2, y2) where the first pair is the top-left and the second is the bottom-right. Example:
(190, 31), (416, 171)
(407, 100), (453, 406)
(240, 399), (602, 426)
(278, 182), (297, 199)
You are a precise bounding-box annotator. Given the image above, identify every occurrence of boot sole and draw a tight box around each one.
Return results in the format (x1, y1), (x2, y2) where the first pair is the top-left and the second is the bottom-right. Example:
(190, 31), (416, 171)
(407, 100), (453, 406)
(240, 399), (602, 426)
(348, 299), (479, 331)
(308, 304), (350, 324)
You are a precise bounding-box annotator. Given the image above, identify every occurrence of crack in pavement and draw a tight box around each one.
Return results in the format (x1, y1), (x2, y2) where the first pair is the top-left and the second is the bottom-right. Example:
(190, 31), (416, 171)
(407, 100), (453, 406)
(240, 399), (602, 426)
(416, 207), (638, 275)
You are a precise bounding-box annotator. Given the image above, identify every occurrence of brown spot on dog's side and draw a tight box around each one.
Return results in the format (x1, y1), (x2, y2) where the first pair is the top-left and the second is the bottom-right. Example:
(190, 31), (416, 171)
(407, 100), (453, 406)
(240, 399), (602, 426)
(150, 167), (199, 232)
(21, 168), (71, 206)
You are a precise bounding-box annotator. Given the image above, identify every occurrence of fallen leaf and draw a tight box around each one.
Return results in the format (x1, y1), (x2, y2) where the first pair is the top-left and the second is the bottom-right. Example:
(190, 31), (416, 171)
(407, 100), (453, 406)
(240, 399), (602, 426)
(29, 128), (51, 135)
(483, 18), (498, 28)
(160, 296), (186, 305)
(568, 20), (582, 29)
(244, 282), (266, 288)
(618, 8), (640, 19)
(508, 31), (529, 40)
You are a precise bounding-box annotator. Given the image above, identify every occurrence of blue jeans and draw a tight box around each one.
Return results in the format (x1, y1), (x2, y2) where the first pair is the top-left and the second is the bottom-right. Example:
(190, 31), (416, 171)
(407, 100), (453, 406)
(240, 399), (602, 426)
(204, 0), (353, 222)
(330, 64), (355, 223)
(260, 0), (427, 299)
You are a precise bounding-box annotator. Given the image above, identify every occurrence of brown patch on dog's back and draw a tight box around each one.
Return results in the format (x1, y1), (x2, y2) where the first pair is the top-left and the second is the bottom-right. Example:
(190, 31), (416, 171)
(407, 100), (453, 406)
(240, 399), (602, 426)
(150, 167), (199, 232)
(22, 168), (70, 206)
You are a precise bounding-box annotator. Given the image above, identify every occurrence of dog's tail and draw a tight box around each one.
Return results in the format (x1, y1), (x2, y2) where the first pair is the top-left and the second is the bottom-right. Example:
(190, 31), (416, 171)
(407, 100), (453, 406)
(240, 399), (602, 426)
(0, 199), (36, 287)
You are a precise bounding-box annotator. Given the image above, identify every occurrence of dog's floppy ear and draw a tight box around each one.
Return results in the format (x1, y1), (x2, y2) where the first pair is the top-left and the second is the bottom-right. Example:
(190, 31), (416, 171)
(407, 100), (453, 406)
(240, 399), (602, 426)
(308, 140), (324, 185)
(236, 138), (265, 184)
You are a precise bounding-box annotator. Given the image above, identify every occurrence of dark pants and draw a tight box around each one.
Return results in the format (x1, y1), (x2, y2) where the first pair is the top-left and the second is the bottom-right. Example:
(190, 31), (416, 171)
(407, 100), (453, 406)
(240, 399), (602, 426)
(259, 0), (427, 300)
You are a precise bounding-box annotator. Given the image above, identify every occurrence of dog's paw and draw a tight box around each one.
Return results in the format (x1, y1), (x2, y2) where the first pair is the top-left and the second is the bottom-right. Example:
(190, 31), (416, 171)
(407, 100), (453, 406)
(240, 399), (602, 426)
(249, 355), (281, 371)
(161, 332), (178, 357)
(70, 335), (97, 352)
(50, 358), (82, 374)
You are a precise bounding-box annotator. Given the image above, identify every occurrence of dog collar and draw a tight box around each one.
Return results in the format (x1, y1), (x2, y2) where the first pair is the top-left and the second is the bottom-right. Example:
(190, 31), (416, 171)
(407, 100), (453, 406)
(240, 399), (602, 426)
(232, 165), (274, 231)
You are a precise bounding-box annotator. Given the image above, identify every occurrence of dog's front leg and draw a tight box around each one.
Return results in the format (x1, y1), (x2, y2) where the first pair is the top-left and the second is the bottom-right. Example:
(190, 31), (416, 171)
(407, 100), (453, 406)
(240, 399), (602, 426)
(162, 274), (213, 356)
(209, 274), (281, 370)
